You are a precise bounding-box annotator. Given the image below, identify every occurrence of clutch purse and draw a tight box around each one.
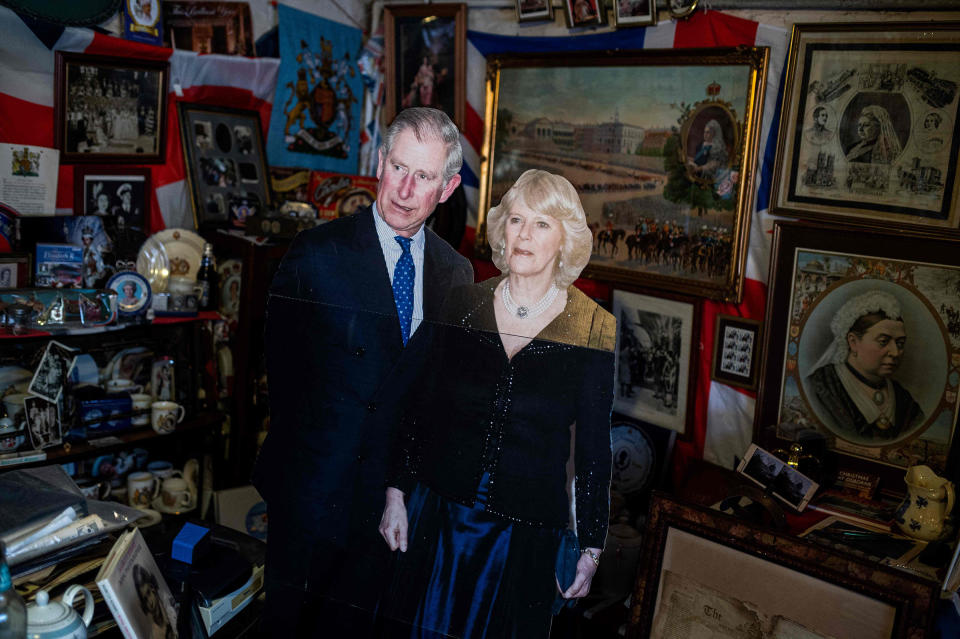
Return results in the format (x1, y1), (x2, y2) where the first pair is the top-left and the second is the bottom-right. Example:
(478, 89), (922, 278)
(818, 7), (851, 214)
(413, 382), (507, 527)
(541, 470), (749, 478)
(552, 528), (580, 615)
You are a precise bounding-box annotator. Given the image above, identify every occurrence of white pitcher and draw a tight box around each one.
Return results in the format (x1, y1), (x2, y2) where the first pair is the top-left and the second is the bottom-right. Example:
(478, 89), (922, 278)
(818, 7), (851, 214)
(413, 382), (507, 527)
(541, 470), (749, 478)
(895, 465), (955, 541)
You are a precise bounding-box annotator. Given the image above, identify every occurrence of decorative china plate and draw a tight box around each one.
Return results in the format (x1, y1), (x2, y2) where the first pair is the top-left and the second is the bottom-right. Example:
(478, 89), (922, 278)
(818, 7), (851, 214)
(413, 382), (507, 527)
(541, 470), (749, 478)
(155, 228), (205, 282)
(136, 235), (170, 293)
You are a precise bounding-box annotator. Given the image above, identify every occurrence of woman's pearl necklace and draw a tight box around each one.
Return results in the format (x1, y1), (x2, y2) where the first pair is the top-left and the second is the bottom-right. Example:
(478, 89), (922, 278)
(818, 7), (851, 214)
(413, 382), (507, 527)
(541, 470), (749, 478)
(502, 280), (560, 320)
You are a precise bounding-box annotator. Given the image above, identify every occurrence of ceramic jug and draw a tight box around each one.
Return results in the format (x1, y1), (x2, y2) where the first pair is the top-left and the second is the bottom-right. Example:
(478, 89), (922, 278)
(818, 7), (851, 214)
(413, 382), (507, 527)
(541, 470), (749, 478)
(895, 465), (955, 541)
(26, 585), (94, 639)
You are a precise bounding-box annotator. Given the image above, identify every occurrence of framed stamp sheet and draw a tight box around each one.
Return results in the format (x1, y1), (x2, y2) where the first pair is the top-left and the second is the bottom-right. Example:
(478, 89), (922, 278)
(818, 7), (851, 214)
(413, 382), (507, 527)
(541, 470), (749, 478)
(177, 103), (271, 229)
(755, 221), (960, 491)
(478, 48), (769, 302)
(612, 289), (698, 437)
(384, 3), (466, 130)
(710, 313), (761, 391)
(54, 52), (168, 163)
(770, 22), (960, 232)
(628, 493), (937, 638)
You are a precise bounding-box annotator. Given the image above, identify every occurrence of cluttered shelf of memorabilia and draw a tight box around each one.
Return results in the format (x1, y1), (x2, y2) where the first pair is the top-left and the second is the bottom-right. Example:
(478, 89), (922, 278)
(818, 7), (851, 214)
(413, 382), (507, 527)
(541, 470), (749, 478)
(0, 310), (221, 340)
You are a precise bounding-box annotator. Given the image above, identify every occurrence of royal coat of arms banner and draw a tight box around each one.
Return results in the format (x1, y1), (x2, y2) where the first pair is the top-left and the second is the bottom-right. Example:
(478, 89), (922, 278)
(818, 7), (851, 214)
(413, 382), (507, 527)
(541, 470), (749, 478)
(267, 5), (363, 172)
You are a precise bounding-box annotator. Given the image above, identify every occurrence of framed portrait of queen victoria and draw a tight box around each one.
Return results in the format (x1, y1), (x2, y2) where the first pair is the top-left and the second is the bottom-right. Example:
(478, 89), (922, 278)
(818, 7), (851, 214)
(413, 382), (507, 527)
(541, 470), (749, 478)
(756, 221), (960, 490)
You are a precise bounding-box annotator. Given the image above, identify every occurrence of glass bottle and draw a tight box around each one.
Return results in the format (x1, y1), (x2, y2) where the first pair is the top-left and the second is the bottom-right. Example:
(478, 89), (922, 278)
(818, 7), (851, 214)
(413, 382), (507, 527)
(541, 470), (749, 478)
(196, 243), (218, 312)
(0, 541), (26, 639)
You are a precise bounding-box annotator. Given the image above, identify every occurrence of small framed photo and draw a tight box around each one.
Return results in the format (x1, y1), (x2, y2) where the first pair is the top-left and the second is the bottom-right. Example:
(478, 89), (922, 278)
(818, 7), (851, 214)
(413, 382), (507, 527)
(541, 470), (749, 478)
(613, 289), (698, 437)
(564, 0), (603, 27)
(737, 443), (819, 511)
(177, 103), (272, 229)
(54, 51), (168, 163)
(24, 395), (62, 449)
(152, 357), (175, 402)
(0, 253), (30, 289)
(710, 314), (761, 391)
(107, 270), (151, 316)
(612, 0), (656, 28)
(515, 0), (552, 23)
(74, 166), (150, 264)
(28, 340), (76, 403)
(384, 3), (466, 130)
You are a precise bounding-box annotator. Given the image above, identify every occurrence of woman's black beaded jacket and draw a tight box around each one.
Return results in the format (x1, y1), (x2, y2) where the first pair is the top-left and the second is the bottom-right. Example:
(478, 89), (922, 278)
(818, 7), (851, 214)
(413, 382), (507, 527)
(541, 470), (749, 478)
(389, 276), (617, 550)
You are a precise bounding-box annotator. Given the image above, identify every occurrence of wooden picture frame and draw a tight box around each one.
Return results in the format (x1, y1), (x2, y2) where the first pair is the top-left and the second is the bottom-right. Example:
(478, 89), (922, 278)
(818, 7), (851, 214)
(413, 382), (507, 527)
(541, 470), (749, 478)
(710, 314), (761, 391)
(383, 3), (466, 130)
(54, 52), (168, 164)
(515, 0), (553, 23)
(612, 289), (698, 438)
(612, 0), (656, 28)
(628, 493), (937, 638)
(478, 48), (769, 302)
(563, 0), (603, 27)
(0, 253), (30, 289)
(770, 22), (960, 233)
(755, 220), (960, 493)
(177, 103), (272, 230)
(161, 1), (254, 56)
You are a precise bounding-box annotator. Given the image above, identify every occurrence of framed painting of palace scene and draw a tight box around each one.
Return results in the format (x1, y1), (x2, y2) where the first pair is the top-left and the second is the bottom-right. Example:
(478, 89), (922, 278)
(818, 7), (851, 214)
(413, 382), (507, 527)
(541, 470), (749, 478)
(770, 22), (960, 232)
(755, 221), (960, 491)
(478, 48), (769, 302)
(383, 3), (466, 130)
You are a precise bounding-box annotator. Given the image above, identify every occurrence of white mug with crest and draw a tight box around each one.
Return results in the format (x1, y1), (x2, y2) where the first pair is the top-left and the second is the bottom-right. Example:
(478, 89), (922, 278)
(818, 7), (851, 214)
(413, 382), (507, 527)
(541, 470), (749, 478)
(151, 401), (185, 434)
(127, 471), (160, 509)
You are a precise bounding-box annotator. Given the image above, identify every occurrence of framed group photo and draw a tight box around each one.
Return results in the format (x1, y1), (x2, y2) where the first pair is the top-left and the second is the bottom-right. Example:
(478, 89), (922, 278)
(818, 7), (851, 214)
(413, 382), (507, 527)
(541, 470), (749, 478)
(177, 103), (271, 229)
(629, 493), (937, 638)
(54, 52), (168, 163)
(612, 289), (698, 437)
(770, 22), (960, 232)
(478, 48), (769, 302)
(383, 3), (466, 130)
(755, 221), (960, 490)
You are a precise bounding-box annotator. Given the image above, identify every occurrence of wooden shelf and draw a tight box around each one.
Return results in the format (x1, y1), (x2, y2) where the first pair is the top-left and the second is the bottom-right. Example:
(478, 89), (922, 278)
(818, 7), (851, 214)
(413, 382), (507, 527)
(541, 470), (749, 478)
(0, 411), (225, 470)
(0, 311), (222, 340)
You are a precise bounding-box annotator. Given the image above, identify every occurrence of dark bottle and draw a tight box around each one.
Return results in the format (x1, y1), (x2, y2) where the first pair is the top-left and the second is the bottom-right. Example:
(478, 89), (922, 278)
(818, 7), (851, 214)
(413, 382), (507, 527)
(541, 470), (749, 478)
(196, 243), (218, 311)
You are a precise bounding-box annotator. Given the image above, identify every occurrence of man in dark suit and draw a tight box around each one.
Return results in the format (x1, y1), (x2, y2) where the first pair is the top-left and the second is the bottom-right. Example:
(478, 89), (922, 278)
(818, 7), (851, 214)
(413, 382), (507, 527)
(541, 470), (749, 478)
(254, 107), (474, 635)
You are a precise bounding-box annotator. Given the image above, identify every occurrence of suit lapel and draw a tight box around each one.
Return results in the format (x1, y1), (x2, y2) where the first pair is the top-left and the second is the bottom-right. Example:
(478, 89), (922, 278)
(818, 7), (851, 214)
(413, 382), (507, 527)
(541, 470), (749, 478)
(349, 206), (399, 321)
(422, 230), (453, 322)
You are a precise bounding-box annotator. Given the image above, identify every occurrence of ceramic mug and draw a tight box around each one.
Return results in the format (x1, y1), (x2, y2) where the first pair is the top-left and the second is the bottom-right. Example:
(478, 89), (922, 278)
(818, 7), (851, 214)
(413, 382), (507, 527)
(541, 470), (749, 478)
(130, 393), (152, 427)
(151, 401), (185, 434)
(2, 392), (27, 419)
(147, 460), (182, 480)
(105, 378), (141, 394)
(154, 477), (197, 513)
(127, 471), (160, 509)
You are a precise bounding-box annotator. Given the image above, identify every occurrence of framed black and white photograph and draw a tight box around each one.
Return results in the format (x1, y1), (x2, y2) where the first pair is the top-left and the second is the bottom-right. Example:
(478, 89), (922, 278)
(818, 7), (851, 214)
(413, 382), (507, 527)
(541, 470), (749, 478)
(0, 253), (30, 289)
(177, 103), (271, 229)
(74, 166), (150, 264)
(24, 395), (62, 449)
(54, 52), (168, 163)
(612, 0), (656, 28)
(28, 341), (76, 403)
(107, 270), (151, 316)
(711, 314), (761, 390)
(613, 289), (698, 437)
(737, 443), (819, 511)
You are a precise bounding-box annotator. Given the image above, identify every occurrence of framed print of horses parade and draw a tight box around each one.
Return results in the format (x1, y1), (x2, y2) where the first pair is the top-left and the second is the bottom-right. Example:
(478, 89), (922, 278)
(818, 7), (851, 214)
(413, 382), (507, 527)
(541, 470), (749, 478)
(755, 221), (960, 490)
(477, 48), (769, 302)
(770, 22), (960, 232)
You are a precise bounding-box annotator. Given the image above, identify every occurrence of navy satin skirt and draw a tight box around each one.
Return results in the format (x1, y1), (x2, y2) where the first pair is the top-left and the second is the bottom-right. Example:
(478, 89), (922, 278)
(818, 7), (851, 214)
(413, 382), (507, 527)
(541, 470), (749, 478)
(384, 475), (562, 639)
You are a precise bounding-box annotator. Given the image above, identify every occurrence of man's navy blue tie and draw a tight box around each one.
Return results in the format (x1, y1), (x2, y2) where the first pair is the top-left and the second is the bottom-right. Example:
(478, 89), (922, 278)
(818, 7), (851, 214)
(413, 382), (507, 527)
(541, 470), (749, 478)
(393, 236), (415, 346)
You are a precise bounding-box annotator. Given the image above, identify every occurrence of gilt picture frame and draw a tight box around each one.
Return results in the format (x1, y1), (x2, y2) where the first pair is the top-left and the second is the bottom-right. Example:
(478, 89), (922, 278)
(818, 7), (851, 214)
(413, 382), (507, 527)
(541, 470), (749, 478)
(478, 48), (769, 302)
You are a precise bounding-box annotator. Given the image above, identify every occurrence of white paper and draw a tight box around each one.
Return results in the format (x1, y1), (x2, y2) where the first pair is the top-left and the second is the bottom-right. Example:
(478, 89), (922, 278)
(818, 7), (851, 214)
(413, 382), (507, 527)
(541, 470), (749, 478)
(0, 143), (59, 215)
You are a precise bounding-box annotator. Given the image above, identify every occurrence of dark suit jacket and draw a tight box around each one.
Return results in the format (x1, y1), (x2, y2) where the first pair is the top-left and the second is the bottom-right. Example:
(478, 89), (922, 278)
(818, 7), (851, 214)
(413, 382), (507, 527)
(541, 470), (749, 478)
(253, 206), (473, 547)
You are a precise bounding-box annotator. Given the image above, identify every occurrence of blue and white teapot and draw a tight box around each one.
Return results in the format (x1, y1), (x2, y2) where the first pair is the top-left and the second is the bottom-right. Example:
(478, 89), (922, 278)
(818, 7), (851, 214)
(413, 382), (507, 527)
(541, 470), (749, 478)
(26, 585), (94, 639)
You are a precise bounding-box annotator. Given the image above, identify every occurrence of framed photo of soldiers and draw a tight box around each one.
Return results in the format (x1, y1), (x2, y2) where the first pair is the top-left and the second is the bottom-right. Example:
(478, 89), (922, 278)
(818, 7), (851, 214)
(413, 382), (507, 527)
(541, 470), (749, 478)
(54, 52), (168, 163)
(770, 22), (960, 232)
(612, 289), (698, 437)
(383, 3), (466, 130)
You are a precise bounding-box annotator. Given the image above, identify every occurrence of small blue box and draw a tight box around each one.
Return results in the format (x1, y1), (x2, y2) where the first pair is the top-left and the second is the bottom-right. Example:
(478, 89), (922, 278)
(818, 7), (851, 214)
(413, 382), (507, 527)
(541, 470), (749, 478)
(172, 522), (210, 564)
(79, 395), (132, 433)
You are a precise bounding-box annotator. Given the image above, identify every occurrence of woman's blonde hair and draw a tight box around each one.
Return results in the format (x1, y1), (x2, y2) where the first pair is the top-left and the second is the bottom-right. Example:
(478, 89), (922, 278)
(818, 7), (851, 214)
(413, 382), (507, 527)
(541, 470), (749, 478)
(486, 169), (592, 288)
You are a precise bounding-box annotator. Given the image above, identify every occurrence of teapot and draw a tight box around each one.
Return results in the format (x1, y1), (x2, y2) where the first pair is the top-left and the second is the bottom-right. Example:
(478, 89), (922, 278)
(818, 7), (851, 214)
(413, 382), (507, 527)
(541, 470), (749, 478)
(894, 465), (955, 541)
(26, 586), (94, 639)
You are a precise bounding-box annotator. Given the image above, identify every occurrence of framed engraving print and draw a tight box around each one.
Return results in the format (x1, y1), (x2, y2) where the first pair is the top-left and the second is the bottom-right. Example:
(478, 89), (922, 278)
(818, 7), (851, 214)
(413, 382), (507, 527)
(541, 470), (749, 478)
(710, 314), (761, 391)
(54, 52), (168, 163)
(478, 48), (769, 302)
(613, 289), (698, 437)
(755, 221), (960, 491)
(177, 103), (271, 229)
(628, 493), (937, 639)
(770, 22), (960, 231)
(384, 3), (466, 130)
